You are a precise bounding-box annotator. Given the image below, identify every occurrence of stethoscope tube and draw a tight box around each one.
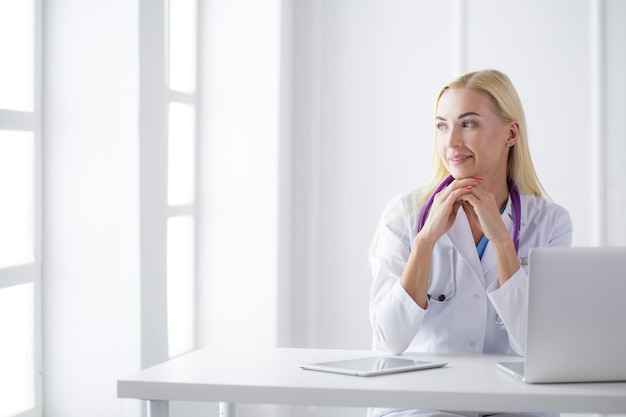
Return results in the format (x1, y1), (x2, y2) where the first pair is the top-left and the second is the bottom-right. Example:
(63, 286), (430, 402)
(418, 175), (521, 254)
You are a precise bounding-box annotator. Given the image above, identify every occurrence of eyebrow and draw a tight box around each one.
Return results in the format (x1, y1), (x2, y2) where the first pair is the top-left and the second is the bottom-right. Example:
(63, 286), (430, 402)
(435, 111), (481, 121)
(458, 111), (481, 119)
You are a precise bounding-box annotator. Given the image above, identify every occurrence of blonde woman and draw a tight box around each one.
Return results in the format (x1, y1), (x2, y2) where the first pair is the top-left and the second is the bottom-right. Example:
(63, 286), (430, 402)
(369, 69), (572, 417)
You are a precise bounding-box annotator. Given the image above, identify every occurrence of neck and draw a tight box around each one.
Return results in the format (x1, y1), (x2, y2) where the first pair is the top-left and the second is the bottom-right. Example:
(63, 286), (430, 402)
(482, 176), (510, 209)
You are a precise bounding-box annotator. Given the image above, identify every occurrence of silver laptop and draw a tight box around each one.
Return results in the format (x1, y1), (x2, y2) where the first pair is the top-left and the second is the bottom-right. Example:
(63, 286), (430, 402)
(498, 246), (626, 383)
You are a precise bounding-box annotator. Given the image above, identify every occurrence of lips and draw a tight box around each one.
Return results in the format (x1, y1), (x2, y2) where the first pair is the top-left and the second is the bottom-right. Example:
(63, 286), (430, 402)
(449, 154), (473, 165)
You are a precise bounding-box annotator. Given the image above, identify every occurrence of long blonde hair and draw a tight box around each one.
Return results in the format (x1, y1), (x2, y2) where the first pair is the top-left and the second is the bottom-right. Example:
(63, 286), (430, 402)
(424, 69), (545, 200)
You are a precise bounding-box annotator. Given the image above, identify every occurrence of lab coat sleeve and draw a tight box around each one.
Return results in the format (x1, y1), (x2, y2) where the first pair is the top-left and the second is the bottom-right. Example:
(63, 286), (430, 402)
(369, 198), (427, 354)
(487, 202), (573, 356)
(486, 269), (527, 355)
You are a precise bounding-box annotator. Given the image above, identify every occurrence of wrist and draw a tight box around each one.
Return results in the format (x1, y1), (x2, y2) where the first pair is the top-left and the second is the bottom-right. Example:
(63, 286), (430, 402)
(492, 237), (516, 254)
(414, 232), (437, 251)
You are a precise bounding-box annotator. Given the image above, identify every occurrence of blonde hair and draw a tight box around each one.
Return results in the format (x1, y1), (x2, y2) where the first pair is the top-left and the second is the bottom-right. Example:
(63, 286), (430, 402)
(424, 69), (545, 200)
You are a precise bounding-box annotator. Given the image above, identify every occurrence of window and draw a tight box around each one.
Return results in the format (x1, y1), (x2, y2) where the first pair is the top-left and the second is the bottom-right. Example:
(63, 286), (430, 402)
(166, 0), (198, 359)
(0, 0), (42, 416)
(140, 0), (198, 365)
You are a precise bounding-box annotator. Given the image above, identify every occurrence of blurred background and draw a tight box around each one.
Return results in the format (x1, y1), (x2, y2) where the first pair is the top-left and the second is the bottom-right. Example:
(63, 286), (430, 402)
(1, 0), (624, 416)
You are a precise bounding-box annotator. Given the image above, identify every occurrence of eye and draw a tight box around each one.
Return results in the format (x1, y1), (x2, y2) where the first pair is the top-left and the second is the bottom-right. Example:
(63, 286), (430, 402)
(461, 120), (475, 128)
(436, 123), (447, 131)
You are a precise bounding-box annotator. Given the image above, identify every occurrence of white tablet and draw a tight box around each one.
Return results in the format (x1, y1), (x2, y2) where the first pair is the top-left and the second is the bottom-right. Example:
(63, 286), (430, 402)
(299, 356), (447, 377)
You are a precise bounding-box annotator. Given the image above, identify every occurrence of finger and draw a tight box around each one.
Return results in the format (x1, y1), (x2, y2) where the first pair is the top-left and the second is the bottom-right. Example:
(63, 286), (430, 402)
(435, 178), (481, 200)
(450, 185), (477, 201)
(457, 186), (498, 208)
(458, 192), (494, 217)
(450, 177), (483, 192)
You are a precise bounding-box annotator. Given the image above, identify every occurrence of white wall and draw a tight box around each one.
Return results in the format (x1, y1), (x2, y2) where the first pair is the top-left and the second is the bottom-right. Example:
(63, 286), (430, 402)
(605, 0), (626, 244)
(285, 0), (455, 350)
(197, 0), (280, 350)
(281, 3), (625, 416)
(283, 0), (626, 353)
(42, 1), (141, 416)
(37, 1), (626, 417)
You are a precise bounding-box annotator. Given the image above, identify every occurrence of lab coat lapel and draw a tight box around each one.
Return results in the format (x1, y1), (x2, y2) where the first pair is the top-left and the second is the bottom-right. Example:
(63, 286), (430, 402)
(445, 207), (483, 281)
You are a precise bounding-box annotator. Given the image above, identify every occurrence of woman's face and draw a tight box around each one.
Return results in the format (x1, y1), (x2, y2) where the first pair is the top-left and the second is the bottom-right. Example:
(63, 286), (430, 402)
(435, 88), (517, 180)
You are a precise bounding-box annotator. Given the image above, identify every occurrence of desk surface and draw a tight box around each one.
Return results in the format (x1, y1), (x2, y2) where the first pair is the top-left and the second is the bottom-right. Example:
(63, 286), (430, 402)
(118, 346), (626, 414)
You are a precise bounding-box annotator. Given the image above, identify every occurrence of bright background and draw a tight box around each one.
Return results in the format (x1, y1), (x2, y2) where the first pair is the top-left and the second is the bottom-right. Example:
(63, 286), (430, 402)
(36, 1), (626, 417)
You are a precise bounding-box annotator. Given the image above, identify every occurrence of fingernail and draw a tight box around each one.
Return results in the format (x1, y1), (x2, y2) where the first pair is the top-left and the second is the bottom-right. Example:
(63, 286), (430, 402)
(473, 177), (483, 183)
(466, 186), (473, 190)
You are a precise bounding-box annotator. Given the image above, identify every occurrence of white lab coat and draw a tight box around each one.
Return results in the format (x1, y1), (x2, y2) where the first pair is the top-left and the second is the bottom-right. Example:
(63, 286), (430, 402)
(370, 184), (573, 357)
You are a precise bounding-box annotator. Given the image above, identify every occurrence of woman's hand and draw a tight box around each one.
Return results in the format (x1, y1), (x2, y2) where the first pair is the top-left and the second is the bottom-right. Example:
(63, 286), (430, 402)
(458, 184), (520, 285)
(405, 178), (479, 308)
(417, 178), (480, 245)
(457, 184), (509, 244)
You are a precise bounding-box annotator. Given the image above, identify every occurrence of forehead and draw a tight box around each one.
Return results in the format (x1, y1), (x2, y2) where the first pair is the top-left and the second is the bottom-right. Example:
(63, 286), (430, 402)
(437, 88), (495, 116)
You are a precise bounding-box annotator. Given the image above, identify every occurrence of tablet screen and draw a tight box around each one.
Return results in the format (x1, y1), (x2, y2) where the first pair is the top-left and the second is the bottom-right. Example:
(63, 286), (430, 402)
(299, 356), (447, 377)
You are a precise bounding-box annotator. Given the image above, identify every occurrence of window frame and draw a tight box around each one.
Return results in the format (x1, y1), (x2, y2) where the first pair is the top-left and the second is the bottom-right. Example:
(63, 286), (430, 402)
(0, 0), (43, 415)
(139, 0), (199, 368)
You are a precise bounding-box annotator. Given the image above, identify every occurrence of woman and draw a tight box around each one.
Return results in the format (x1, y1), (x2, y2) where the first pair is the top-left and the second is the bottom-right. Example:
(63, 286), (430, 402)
(369, 69), (572, 417)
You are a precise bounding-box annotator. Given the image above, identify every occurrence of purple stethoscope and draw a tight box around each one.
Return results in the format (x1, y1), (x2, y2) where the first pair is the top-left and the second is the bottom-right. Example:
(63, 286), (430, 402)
(418, 174), (522, 255)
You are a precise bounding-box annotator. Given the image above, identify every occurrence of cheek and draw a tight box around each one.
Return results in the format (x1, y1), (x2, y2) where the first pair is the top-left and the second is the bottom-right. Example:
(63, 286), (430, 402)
(436, 145), (448, 166)
(436, 135), (446, 156)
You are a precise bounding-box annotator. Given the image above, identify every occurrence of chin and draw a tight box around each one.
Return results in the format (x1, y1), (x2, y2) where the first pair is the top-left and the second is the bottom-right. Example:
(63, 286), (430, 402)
(448, 171), (475, 180)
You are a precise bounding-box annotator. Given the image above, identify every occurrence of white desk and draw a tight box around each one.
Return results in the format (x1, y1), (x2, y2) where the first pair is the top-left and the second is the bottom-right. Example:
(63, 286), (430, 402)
(117, 346), (626, 417)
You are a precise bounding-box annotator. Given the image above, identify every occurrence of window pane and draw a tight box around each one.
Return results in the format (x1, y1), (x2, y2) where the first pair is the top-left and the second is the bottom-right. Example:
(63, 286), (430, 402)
(0, 130), (34, 269)
(167, 102), (195, 206)
(168, 0), (197, 93)
(166, 216), (195, 358)
(0, 283), (34, 417)
(0, 0), (34, 111)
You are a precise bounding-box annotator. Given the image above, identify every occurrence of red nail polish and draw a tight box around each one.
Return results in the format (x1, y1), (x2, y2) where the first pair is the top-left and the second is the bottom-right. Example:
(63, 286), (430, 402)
(473, 177), (483, 183)
(466, 186), (473, 190)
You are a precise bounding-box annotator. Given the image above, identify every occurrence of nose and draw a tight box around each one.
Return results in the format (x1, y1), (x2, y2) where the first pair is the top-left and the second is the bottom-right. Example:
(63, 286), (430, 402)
(446, 126), (462, 148)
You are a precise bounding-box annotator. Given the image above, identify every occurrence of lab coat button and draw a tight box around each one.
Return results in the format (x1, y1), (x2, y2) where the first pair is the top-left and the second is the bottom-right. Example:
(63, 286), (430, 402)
(474, 294), (480, 300)
(469, 341), (475, 346)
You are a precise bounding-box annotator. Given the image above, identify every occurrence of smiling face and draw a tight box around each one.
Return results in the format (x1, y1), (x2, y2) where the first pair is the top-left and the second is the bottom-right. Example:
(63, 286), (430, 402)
(435, 88), (518, 180)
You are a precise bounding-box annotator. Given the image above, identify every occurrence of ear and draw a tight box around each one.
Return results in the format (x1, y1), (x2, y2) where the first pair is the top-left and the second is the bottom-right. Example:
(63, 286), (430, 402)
(506, 121), (520, 147)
